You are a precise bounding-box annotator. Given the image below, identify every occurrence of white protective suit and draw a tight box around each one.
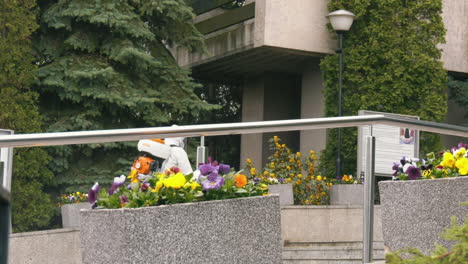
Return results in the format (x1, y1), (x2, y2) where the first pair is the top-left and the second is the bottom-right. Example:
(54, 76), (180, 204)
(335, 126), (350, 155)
(160, 137), (193, 175)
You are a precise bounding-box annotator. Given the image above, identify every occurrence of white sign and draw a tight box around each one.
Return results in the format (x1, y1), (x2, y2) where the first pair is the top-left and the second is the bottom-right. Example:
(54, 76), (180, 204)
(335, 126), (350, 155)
(357, 110), (419, 177)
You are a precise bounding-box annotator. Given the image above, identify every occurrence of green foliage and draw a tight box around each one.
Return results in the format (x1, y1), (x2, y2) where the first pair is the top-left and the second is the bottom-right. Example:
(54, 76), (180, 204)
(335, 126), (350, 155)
(245, 136), (330, 205)
(0, 0), (55, 231)
(320, 0), (448, 178)
(33, 0), (217, 192)
(386, 214), (468, 263)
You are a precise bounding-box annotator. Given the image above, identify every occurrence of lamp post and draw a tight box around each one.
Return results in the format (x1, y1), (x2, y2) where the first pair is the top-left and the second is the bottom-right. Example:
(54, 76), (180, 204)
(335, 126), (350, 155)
(326, 10), (356, 180)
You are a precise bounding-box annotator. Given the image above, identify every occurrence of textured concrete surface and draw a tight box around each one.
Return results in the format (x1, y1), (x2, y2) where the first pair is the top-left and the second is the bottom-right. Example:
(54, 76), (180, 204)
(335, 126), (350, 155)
(269, 183), (294, 205)
(330, 184), (363, 205)
(9, 228), (81, 264)
(379, 176), (468, 254)
(61, 203), (91, 228)
(281, 205), (383, 243)
(440, 0), (468, 73)
(80, 195), (282, 264)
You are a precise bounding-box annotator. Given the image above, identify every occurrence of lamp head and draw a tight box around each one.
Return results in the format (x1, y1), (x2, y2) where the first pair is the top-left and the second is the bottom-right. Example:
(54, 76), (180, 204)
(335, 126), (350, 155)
(326, 9), (356, 32)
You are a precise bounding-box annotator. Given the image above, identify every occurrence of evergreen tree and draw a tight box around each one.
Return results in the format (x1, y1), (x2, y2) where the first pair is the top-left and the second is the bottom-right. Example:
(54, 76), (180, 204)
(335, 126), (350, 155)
(0, 0), (55, 232)
(33, 0), (215, 191)
(320, 0), (448, 178)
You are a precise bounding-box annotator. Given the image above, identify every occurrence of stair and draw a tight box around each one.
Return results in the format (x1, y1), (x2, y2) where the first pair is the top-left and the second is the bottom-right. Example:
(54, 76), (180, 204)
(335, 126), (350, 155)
(282, 241), (385, 264)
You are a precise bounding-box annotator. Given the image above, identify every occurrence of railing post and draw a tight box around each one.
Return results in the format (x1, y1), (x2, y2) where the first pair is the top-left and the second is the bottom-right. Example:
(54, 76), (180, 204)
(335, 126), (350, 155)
(363, 135), (375, 263)
(0, 186), (10, 264)
(196, 136), (207, 166)
(0, 129), (13, 192)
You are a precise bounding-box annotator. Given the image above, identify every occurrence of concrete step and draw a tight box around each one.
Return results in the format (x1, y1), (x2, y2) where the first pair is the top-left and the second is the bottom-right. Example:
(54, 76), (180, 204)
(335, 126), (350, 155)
(283, 241), (385, 264)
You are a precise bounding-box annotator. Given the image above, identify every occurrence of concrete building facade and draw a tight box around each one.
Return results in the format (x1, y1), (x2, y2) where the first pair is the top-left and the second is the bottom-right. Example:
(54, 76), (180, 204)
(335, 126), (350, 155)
(172, 0), (468, 168)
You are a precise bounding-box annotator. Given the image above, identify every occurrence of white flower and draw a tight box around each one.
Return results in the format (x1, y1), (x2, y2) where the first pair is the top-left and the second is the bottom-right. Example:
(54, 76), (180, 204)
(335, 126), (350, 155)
(114, 175), (126, 184)
(268, 178), (279, 184)
(403, 163), (412, 173)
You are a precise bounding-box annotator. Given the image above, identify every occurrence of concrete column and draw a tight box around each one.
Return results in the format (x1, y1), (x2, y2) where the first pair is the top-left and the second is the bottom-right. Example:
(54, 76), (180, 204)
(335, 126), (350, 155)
(240, 77), (265, 169)
(300, 64), (327, 155)
(442, 99), (467, 148)
(262, 73), (301, 164)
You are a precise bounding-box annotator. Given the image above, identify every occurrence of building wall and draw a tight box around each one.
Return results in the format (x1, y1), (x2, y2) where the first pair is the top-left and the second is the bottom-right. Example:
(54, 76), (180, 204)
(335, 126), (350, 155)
(240, 76), (265, 169)
(256, 0), (334, 55)
(300, 64), (327, 155)
(240, 73), (302, 168)
(441, 0), (468, 74)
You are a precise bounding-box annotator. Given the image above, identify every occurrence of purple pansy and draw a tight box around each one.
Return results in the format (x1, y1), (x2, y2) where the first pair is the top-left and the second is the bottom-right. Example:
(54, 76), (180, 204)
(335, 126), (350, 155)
(108, 175), (126, 195)
(119, 195), (129, 204)
(199, 164), (215, 176)
(406, 165), (421, 180)
(218, 164), (231, 174)
(88, 182), (100, 204)
(202, 176), (225, 191)
(140, 182), (150, 191)
(392, 162), (400, 176)
(253, 177), (261, 184)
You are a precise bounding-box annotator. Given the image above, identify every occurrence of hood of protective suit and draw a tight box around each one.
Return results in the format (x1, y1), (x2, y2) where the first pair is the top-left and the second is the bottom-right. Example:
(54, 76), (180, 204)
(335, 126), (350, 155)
(165, 137), (184, 148)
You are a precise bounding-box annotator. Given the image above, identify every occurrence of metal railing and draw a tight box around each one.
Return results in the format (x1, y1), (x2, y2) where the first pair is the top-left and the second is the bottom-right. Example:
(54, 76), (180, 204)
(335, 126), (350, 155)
(0, 114), (466, 263)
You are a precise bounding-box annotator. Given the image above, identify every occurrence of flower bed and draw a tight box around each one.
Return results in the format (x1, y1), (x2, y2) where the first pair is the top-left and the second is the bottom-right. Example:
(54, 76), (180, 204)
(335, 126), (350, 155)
(80, 161), (282, 263)
(330, 184), (363, 205)
(268, 183), (293, 205)
(380, 143), (468, 254)
(61, 203), (90, 228)
(80, 195), (282, 263)
(59, 192), (90, 228)
(379, 176), (468, 254)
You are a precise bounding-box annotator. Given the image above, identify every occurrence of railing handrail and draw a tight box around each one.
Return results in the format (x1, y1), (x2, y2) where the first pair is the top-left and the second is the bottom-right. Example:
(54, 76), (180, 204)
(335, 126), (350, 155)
(0, 114), (466, 148)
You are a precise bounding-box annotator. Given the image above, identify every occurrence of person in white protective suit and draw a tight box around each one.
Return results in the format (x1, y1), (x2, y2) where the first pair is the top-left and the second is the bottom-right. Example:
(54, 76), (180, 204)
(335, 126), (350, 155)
(160, 136), (193, 175)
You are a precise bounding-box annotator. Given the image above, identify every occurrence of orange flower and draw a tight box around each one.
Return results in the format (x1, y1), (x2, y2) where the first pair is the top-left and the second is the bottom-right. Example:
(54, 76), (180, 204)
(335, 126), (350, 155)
(234, 174), (248, 188)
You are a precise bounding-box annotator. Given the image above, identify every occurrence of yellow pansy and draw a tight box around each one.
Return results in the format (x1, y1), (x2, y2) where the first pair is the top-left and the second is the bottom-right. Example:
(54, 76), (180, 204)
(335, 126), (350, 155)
(455, 157), (468, 175)
(162, 172), (186, 189)
(454, 148), (466, 159)
(191, 181), (201, 191)
(440, 152), (456, 168)
(154, 181), (163, 192)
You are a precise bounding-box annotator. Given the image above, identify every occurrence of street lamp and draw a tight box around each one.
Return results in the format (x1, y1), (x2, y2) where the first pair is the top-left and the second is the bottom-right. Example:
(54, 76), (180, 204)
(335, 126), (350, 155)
(326, 10), (356, 180)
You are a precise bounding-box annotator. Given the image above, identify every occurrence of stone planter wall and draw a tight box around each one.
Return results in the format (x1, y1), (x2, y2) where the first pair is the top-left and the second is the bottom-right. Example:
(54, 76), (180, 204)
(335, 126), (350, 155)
(80, 195), (282, 264)
(61, 203), (91, 228)
(330, 184), (363, 205)
(379, 176), (468, 254)
(268, 183), (294, 205)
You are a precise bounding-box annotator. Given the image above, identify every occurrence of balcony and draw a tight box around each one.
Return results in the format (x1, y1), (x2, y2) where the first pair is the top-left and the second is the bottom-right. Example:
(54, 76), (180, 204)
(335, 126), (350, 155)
(173, 0), (468, 82)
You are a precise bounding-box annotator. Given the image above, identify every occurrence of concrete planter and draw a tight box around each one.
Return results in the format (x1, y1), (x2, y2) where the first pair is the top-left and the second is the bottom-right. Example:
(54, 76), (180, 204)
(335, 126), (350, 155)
(330, 184), (363, 205)
(268, 183), (294, 205)
(80, 195), (282, 264)
(61, 203), (90, 228)
(379, 176), (468, 254)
